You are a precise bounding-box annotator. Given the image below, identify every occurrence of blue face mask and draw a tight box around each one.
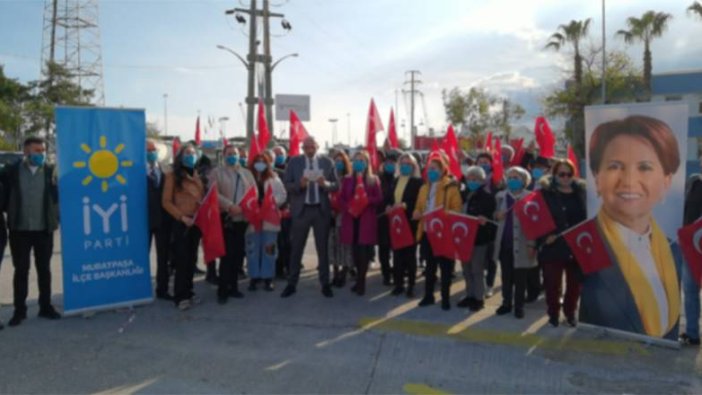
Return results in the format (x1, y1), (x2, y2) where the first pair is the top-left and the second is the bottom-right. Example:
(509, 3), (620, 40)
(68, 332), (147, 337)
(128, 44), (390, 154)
(427, 168), (440, 183)
(399, 163), (413, 176)
(182, 154), (197, 169)
(226, 155), (239, 166)
(352, 160), (367, 173)
(531, 168), (545, 180)
(239, 157), (247, 167)
(507, 178), (524, 192)
(480, 164), (492, 174)
(384, 163), (396, 174)
(30, 153), (45, 167)
(335, 160), (346, 173)
(467, 181), (482, 192)
(254, 161), (267, 173)
(146, 151), (158, 163)
(275, 155), (286, 166)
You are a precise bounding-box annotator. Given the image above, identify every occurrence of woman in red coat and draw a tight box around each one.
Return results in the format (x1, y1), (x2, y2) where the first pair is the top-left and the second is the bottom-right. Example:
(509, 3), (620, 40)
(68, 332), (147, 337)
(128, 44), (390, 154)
(339, 150), (383, 296)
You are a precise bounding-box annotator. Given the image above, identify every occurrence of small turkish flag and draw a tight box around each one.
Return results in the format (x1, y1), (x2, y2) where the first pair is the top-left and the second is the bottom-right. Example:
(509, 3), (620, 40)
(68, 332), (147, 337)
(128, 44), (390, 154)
(447, 212), (480, 262)
(514, 190), (556, 240)
(194, 184), (226, 263)
(423, 208), (454, 260)
(535, 116), (556, 159)
(240, 186), (261, 230)
(387, 206), (415, 250)
(348, 176), (369, 218)
(678, 219), (702, 286)
(260, 184), (280, 226)
(562, 219), (613, 274)
(289, 110), (309, 157)
(441, 125), (462, 180)
(492, 138), (504, 185)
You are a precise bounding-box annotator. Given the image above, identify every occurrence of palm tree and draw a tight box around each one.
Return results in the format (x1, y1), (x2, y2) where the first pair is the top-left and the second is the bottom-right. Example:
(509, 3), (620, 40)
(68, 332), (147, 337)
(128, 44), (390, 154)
(616, 11), (673, 97)
(689, 1), (702, 19)
(545, 19), (592, 94)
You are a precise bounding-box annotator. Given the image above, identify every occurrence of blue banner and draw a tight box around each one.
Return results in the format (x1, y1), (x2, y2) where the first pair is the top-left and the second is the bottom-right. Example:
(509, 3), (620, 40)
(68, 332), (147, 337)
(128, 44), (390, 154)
(55, 107), (152, 315)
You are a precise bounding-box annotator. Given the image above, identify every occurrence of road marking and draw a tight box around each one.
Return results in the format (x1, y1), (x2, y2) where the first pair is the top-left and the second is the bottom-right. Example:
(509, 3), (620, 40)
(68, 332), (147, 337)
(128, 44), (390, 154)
(403, 383), (452, 395)
(359, 317), (650, 356)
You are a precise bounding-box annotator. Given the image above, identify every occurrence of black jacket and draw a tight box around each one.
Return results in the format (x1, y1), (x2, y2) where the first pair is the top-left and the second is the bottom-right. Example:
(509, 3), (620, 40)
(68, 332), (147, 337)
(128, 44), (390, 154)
(462, 186), (497, 246)
(536, 176), (587, 263)
(147, 166), (171, 231)
(684, 174), (702, 225)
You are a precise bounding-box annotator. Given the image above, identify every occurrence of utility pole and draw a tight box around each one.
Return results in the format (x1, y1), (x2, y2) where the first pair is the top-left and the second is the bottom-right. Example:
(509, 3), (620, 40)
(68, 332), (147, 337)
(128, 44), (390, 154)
(404, 70), (422, 149)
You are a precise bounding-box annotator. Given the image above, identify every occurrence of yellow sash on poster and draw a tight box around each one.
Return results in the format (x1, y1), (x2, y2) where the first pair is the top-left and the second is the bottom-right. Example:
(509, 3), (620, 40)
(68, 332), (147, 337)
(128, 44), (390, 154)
(597, 209), (680, 337)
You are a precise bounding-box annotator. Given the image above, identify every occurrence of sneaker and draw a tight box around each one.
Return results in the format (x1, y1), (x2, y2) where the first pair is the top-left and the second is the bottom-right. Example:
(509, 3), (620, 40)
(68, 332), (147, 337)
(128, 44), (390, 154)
(679, 333), (701, 346)
(177, 300), (191, 311)
(8, 310), (26, 327)
(495, 305), (512, 315)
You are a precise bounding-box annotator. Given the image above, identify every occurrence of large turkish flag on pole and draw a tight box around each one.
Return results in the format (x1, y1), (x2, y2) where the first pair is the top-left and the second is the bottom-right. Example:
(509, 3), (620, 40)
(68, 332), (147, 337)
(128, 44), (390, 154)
(423, 208), (454, 260)
(387, 205), (414, 250)
(513, 190), (556, 240)
(441, 124), (462, 180)
(447, 212), (480, 262)
(562, 219), (613, 275)
(194, 184), (226, 263)
(365, 99), (384, 171)
(678, 219), (702, 286)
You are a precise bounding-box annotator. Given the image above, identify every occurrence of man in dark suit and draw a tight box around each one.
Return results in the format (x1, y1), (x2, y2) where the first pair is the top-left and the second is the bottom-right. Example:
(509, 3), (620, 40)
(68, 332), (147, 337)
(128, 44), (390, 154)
(2, 137), (61, 327)
(147, 139), (173, 300)
(281, 136), (338, 298)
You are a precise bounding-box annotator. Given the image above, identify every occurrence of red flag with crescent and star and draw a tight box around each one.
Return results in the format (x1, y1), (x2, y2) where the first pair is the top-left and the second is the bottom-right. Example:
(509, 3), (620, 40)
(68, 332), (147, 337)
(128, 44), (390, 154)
(491, 138), (504, 185)
(365, 99), (384, 171)
(239, 185), (261, 230)
(441, 124), (462, 180)
(423, 208), (454, 260)
(387, 205), (414, 250)
(348, 175), (369, 218)
(678, 219), (702, 286)
(534, 116), (556, 159)
(563, 219), (613, 275)
(289, 110), (309, 157)
(387, 108), (399, 149)
(447, 212), (480, 262)
(260, 184), (281, 227)
(513, 190), (556, 240)
(194, 184), (226, 263)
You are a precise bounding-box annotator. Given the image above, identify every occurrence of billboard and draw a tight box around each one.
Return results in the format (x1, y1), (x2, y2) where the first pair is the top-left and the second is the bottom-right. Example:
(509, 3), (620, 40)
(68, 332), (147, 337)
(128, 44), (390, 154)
(275, 94), (310, 121)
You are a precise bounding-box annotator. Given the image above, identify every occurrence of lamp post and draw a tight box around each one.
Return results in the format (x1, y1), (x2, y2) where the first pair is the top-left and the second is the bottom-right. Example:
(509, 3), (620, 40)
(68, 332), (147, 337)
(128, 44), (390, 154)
(217, 44), (255, 141)
(266, 52), (299, 128)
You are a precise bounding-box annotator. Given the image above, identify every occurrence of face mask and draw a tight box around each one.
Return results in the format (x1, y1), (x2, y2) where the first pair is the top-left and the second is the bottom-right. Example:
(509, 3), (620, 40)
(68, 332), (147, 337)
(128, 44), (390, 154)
(531, 168), (544, 180)
(335, 161), (346, 173)
(507, 178), (524, 192)
(146, 151), (158, 163)
(226, 155), (239, 166)
(352, 160), (367, 173)
(384, 163), (396, 174)
(399, 163), (413, 176)
(254, 161), (267, 173)
(275, 155), (286, 166)
(239, 157), (247, 167)
(480, 164), (492, 174)
(467, 181), (482, 192)
(427, 169), (440, 183)
(30, 153), (45, 167)
(182, 154), (197, 169)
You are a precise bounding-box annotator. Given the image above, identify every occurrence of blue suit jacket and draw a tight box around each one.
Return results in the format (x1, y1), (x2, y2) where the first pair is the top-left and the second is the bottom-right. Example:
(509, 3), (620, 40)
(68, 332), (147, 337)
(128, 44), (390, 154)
(578, 223), (682, 341)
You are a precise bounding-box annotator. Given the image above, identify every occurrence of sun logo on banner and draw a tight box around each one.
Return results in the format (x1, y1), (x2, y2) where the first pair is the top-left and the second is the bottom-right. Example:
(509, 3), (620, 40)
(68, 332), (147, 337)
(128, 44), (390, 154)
(72, 135), (133, 192)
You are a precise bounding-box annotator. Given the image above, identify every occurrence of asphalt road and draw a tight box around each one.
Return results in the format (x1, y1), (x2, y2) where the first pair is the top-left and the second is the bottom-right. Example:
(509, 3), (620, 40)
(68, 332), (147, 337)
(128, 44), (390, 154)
(0, 233), (701, 394)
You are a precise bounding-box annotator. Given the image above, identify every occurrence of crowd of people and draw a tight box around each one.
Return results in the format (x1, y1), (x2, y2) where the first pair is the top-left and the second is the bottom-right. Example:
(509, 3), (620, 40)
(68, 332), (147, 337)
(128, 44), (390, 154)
(0, 131), (701, 348)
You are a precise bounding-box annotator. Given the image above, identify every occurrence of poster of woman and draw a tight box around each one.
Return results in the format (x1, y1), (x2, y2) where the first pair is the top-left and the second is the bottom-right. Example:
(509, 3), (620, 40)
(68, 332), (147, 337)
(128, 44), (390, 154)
(582, 102), (689, 341)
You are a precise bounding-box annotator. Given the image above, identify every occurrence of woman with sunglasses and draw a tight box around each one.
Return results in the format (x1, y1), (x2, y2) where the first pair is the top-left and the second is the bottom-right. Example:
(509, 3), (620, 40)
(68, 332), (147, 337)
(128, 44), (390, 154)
(536, 159), (587, 327)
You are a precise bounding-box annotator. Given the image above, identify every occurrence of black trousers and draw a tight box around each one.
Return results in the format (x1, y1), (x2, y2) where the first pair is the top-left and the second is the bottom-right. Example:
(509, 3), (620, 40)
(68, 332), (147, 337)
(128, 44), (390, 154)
(499, 248), (528, 310)
(421, 237), (452, 303)
(377, 217), (392, 282)
(288, 206), (331, 288)
(149, 227), (171, 296)
(0, 222), (7, 273)
(276, 217), (292, 277)
(392, 244), (417, 290)
(172, 222), (201, 303)
(9, 230), (54, 312)
(218, 222), (247, 298)
(527, 262), (543, 299)
(352, 245), (373, 293)
(485, 243), (497, 288)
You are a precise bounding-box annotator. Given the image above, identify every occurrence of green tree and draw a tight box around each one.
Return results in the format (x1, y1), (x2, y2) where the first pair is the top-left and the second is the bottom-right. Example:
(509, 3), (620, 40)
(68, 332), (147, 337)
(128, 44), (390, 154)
(442, 87), (493, 138)
(545, 19), (592, 98)
(617, 11), (673, 97)
(689, 1), (702, 19)
(492, 99), (525, 141)
(0, 65), (31, 148)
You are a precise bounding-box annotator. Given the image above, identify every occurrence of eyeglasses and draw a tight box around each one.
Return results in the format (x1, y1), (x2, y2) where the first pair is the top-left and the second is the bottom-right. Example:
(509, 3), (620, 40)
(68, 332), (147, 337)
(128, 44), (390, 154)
(557, 172), (573, 178)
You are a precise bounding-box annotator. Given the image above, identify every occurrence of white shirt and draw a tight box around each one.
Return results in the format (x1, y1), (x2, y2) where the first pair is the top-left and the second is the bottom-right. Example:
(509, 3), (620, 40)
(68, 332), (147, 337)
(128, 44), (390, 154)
(615, 222), (669, 333)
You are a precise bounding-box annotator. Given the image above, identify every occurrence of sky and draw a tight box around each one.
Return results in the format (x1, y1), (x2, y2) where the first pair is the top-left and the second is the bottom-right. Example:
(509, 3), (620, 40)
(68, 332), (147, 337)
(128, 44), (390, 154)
(1, 0), (701, 147)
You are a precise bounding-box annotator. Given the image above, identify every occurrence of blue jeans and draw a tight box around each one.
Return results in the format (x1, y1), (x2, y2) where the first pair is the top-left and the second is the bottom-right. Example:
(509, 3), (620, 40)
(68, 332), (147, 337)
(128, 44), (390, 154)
(246, 231), (278, 280)
(682, 260), (701, 339)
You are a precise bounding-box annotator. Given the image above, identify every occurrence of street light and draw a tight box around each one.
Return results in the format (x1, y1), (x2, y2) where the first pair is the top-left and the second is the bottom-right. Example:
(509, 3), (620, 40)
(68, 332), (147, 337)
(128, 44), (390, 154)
(217, 44), (255, 141)
(271, 53), (299, 71)
(216, 45), (249, 69)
